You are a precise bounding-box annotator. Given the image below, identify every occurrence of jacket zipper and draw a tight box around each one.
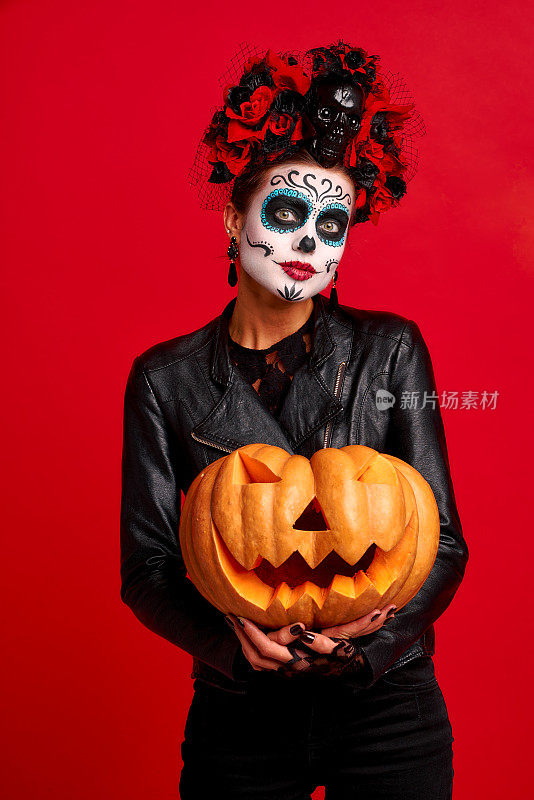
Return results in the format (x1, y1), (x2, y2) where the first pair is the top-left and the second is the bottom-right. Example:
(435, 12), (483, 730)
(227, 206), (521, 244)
(323, 361), (347, 449)
(190, 430), (234, 454)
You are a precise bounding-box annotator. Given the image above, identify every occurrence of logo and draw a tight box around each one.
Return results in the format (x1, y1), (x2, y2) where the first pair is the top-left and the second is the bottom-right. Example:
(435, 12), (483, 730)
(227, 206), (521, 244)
(375, 389), (396, 411)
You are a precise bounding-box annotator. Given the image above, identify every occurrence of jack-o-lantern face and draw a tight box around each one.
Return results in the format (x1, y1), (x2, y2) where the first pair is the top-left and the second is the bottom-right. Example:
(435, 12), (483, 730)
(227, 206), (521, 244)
(179, 444), (439, 629)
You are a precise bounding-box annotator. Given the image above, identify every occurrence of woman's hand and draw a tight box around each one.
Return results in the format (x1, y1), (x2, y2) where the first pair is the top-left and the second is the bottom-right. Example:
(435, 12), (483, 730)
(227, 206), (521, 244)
(281, 603), (397, 677)
(226, 614), (312, 672)
(319, 602), (397, 641)
(226, 604), (396, 676)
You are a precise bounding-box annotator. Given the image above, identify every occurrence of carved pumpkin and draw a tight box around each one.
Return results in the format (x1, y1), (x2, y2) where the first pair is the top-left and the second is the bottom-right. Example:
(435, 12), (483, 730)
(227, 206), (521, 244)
(179, 444), (439, 629)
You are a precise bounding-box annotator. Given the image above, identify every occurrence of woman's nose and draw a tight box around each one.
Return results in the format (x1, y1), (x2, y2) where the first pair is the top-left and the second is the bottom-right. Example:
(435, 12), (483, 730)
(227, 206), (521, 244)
(295, 235), (316, 254)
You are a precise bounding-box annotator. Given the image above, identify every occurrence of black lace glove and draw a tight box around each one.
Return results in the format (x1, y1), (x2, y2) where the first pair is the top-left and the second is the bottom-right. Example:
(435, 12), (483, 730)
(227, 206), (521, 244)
(277, 638), (373, 685)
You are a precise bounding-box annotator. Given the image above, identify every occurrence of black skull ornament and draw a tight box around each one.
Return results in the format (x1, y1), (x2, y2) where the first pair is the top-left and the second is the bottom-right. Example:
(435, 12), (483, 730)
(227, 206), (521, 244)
(306, 75), (365, 167)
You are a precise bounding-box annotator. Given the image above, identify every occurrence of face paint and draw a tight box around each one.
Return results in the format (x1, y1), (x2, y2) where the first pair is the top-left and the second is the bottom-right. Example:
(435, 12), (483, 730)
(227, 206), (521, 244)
(240, 164), (354, 303)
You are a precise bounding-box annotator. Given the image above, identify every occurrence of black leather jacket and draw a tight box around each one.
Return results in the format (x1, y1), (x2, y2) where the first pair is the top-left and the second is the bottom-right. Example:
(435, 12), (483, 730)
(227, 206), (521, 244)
(120, 293), (468, 693)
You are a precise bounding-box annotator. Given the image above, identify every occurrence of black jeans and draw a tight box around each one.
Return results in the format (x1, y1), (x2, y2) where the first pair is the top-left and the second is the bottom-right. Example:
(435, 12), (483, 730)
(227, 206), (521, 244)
(179, 656), (454, 799)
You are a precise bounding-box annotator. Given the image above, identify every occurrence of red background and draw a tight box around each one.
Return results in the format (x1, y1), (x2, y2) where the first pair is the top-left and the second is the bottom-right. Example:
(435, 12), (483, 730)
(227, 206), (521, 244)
(1, 1), (532, 797)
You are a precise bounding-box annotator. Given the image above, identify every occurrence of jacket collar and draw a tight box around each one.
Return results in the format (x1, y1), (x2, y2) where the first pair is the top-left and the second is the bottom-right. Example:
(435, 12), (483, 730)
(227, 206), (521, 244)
(192, 293), (351, 454)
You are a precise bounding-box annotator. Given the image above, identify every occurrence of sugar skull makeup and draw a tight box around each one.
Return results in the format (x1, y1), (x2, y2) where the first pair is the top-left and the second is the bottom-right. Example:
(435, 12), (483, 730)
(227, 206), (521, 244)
(239, 164), (354, 302)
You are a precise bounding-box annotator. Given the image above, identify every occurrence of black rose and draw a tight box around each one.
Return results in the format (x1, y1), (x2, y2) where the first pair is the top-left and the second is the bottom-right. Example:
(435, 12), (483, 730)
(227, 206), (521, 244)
(353, 202), (371, 225)
(226, 86), (252, 116)
(385, 175), (407, 199)
(309, 47), (343, 77)
(344, 49), (366, 70)
(240, 66), (274, 92)
(208, 161), (235, 184)
(272, 89), (304, 116)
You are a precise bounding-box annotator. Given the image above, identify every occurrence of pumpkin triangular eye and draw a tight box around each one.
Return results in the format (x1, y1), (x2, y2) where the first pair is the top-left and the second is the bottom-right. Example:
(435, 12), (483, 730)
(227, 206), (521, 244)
(293, 497), (329, 531)
(235, 452), (282, 484)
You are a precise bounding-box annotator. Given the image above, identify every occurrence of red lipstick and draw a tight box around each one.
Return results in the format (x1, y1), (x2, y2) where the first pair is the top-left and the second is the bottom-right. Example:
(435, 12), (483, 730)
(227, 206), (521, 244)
(277, 261), (317, 281)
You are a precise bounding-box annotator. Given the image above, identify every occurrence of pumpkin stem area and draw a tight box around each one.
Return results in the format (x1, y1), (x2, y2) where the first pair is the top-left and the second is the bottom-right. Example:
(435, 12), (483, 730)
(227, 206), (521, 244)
(253, 544), (378, 590)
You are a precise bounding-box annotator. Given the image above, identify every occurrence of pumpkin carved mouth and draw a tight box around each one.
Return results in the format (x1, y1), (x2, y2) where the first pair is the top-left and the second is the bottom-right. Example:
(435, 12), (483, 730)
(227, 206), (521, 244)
(254, 545), (379, 589)
(180, 444), (440, 628)
(212, 520), (394, 613)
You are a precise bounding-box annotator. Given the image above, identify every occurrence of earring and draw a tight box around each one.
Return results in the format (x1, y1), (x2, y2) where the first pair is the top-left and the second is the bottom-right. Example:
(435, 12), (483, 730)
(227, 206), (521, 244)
(328, 269), (339, 312)
(227, 236), (239, 287)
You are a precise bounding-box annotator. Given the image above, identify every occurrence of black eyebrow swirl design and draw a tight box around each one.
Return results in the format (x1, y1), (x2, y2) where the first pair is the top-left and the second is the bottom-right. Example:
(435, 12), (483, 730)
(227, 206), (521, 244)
(270, 171), (351, 206)
(318, 179), (352, 205)
(302, 173), (320, 202)
(270, 170), (318, 201)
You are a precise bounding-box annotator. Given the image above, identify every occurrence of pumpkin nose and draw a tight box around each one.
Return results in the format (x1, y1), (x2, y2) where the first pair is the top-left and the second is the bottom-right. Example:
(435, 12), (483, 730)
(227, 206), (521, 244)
(293, 497), (329, 531)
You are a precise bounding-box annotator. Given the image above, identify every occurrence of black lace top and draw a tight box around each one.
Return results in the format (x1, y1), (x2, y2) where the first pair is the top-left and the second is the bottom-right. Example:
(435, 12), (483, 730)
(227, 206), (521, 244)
(228, 310), (315, 417)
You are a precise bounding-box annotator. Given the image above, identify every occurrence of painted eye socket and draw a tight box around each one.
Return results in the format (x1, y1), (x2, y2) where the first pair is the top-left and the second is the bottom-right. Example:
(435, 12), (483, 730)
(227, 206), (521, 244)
(316, 203), (350, 246)
(261, 188), (312, 233)
(348, 115), (361, 128)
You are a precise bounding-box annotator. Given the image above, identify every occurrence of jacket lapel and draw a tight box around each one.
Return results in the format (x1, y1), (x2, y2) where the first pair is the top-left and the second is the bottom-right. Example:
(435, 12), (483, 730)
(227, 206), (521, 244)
(191, 294), (352, 454)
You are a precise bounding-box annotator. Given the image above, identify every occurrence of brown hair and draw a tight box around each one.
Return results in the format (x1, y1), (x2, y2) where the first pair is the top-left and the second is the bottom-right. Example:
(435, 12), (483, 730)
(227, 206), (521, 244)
(230, 148), (357, 224)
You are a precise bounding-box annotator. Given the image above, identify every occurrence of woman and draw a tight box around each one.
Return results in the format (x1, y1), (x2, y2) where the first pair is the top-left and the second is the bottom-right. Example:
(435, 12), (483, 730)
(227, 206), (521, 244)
(120, 42), (468, 798)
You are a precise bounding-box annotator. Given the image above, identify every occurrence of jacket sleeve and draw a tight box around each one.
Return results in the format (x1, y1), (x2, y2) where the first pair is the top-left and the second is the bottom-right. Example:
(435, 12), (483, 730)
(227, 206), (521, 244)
(355, 319), (469, 685)
(119, 355), (242, 679)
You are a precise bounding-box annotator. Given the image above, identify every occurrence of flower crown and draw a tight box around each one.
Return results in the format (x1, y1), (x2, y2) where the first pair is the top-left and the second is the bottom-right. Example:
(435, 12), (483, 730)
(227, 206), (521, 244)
(189, 41), (425, 225)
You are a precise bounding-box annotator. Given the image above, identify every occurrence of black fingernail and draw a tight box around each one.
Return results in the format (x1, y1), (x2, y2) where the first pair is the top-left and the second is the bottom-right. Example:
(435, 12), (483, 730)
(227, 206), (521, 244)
(224, 616), (235, 629)
(386, 607), (397, 618)
(236, 617), (246, 628)
(290, 624), (304, 635)
(296, 641), (319, 657)
(371, 612), (381, 622)
(334, 641), (353, 658)
(300, 631), (315, 644)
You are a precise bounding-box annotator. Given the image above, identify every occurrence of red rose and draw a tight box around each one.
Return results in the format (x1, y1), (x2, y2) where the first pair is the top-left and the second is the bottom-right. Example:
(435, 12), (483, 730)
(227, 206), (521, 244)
(208, 136), (252, 177)
(369, 184), (394, 225)
(226, 86), (274, 144)
(359, 139), (384, 166)
(268, 113), (293, 136)
(226, 85), (273, 125)
(265, 50), (311, 95)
